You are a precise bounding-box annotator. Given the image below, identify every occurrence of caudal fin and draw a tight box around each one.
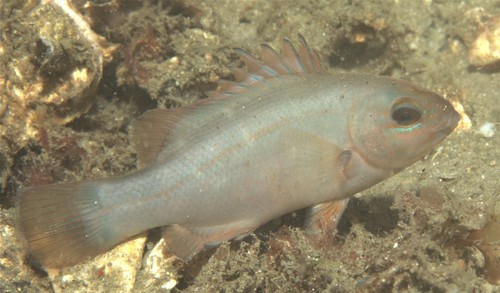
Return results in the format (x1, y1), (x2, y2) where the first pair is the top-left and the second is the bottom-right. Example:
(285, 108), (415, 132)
(17, 181), (115, 268)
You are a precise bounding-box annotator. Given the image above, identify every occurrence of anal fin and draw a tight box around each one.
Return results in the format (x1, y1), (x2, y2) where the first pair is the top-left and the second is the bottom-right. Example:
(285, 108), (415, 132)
(162, 221), (258, 260)
(162, 225), (205, 260)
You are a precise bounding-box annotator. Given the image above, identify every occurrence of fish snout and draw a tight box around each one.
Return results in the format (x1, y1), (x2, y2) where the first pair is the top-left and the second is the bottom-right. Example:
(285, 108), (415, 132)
(449, 107), (461, 129)
(445, 105), (461, 131)
(435, 104), (461, 137)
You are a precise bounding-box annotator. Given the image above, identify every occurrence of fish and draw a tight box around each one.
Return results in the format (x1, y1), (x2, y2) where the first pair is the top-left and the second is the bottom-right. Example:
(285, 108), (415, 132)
(17, 35), (460, 268)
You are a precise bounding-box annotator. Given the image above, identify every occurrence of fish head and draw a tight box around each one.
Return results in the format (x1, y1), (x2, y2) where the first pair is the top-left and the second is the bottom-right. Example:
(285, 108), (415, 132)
(348, 77), (460, 172)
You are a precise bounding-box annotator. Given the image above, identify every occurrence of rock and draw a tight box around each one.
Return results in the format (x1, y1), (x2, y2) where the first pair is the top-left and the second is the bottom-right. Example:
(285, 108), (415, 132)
(467, 12), (500, 67)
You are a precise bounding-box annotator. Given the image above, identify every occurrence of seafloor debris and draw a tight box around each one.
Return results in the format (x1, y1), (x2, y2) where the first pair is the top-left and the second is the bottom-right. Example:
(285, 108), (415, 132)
(47, 235), (146, 292)
(465, 215), (500, 285)
(135, 239), (178, 291)
(478, 122), (496, 138)
(0, 0), (115, 149)
(0, 0), (115, 191)
(465, 9), (500, 68)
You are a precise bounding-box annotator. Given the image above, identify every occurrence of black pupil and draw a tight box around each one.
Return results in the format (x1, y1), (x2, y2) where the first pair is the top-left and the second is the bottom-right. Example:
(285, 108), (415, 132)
(392, 107), (421, 126)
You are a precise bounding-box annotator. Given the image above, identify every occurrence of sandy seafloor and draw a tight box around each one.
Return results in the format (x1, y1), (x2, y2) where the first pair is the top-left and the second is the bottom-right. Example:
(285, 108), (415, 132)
(0, 0), (499, 292)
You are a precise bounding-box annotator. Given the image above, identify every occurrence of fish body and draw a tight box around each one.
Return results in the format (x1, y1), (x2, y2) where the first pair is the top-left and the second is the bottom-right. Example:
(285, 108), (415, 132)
(18, 37), (460, 268)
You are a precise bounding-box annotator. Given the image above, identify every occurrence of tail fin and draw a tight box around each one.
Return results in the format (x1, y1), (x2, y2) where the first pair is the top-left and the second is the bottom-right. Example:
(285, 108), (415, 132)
(17, 181), (115, 268)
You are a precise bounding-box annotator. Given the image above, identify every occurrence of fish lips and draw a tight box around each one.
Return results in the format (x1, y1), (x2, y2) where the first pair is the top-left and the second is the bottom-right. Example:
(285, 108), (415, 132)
(432, 106), (461, 141)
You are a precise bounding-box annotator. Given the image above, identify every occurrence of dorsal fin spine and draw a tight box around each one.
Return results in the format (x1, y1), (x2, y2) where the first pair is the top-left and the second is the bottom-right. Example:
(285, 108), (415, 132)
(209, 35), (326, 98)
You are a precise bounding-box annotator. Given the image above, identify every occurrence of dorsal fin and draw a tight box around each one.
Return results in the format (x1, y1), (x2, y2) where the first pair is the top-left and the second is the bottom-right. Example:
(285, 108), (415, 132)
(131, 108), (188, 168)
(208, 34), (326, 97)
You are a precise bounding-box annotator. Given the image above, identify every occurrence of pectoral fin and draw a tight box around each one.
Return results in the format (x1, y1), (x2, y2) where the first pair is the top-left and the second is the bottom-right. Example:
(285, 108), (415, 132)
(278, 128), (352, 189)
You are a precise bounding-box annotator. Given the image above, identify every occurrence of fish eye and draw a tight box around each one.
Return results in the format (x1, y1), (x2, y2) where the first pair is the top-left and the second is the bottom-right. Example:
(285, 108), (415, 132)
(391, 99), (422, 126)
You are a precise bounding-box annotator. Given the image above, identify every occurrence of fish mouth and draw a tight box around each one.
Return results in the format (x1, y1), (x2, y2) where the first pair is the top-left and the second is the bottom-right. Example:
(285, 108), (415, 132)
(435, 107), (461, 137)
